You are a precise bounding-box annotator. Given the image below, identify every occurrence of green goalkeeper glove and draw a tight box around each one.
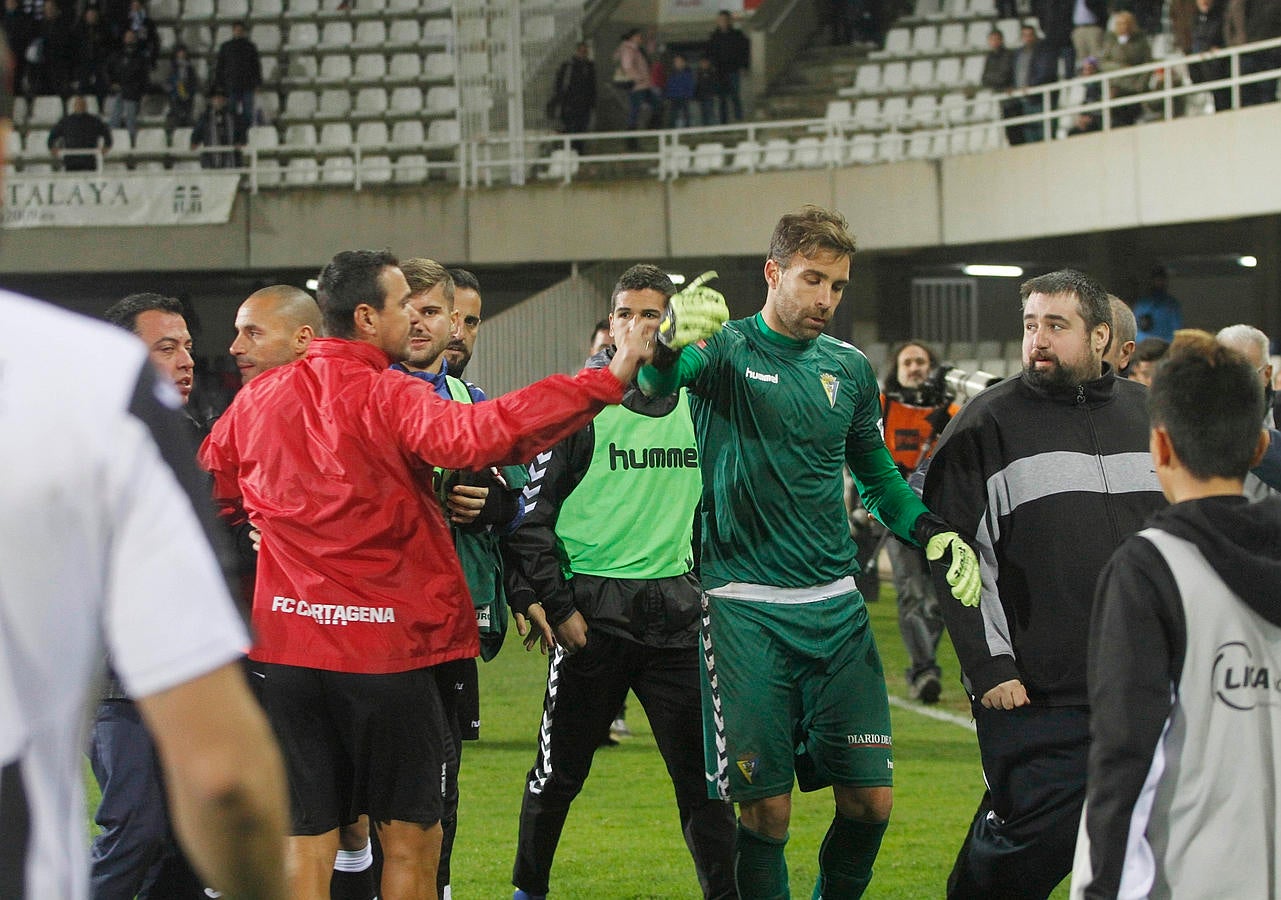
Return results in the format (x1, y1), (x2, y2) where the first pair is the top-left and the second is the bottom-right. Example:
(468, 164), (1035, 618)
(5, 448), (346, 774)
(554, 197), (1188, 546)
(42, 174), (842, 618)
(915, 513), (981, 608)
(657, 270), (729, 350)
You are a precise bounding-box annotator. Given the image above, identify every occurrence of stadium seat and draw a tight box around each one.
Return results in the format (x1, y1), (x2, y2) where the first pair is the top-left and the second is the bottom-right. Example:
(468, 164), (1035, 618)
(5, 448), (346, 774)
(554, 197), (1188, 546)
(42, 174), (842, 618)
(213, 24), (232, 46)
(390, 87), (424, 115)
(758, 138), (792, 169)
(260, 55), (278, 83)
(353, 20), (386, 47)
(257, 92), (280, 122)
(285, 156), (319, 184)
(916, 0), (946, 17)
(283, 90), (318, 119)
(387, 0), (418, 10)
(876, 133), (903, 162)
(948, 128), (970, 155)
(319, 21), (352, 47)
(912, 25), (937, 55)
(939, 23), (966, 52)
(321, 156), (355, 184)
(357, 0), (387, 13)
(247, 125), (279, 148)
(421, 17), (452, 44)
(388, 18), (419, 46)
(356, 121), (389, 147)
(793, 136), (823, 168)
(939, 91), (967, 123)
(318, 90), (351, 117)
(422, 52), (453, 81)
(22, 162), (54, 174)
(966, 21), (990, 50)
(319, 122), (353, 146)
(908, 94), (938, 125)
(11, 97), (25, 123)
(908, 59), (935, 89)
(151, 0), (180, 16)
(393, 153), (428, 183)
(881, 61), (908, 91)
(850, 63), (881, 94)
(821, 133), (848, 165)
(284, 54), (317, 82)
(359, 154), (393, 184)
(967, 125), (1000, 152)
(997, 18), (1021, 47)
(388, 52), (423, 81)
(111, 128), (133, 151)
(6, 129), (22, 159)
(907, 131), (932, 159)
(825, 99), (853, 126)
(135, 160), (167, 172)
(881, 96), (909, 127)
(935, 56), (962, 86)
(969, 0), (995, 16)
(853, 98), (880, 127)
(961, 54), (986, 86)
(970, 89), (997, 120)
(875, 27), (911, 58)
(172, 159), (203, 172)
(318, 54), (353, 83)
(354, 54), (387, 81)
(284, 123), (318, 145)
(134, 127), (168, 155)
(691, 141), (724, 173)
(729, 140), (760, 171)
(28, 96), (64, 127)
(250, 23), (280, 51)
(184, 0), (215, 17)
(850, 134), (876, 162)
(22, 129), (53, 161)
(285, 21), (319, 49)
(353, 88), (388, 117)
(286, 0), (319, 17)
(426, 119), (459, 143)
(425, 86), (458, 115)
(391, 120), (425, 145)
(218, 0), (250, 20)
(525, 15), (555, 41)
(253, 0), (284, 17)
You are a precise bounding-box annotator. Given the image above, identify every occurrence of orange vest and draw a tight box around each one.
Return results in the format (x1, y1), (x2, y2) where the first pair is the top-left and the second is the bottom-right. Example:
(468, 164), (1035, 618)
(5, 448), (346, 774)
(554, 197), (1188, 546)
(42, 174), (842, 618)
(880, 393), (956, 474)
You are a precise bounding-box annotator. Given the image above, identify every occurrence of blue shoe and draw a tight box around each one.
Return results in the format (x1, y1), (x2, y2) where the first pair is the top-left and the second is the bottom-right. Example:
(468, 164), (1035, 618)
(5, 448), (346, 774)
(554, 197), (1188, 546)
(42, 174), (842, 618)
(514, 890), (547, 900)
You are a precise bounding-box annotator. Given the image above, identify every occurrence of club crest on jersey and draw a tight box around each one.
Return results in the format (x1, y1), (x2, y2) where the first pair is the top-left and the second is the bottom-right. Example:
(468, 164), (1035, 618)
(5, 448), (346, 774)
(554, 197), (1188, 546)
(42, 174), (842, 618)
(820, 373), (840, 408)
(736, 754), (760, 783)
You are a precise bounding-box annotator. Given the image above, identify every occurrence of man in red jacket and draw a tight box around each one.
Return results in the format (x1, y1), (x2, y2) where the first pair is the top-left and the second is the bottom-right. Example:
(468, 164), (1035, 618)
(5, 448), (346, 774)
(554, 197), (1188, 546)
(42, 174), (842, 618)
(200, 249), (660, 900)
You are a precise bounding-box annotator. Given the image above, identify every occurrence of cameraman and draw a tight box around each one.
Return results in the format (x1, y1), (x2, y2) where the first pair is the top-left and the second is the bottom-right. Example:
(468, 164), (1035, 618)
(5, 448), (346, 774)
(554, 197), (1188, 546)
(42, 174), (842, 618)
(880, 341), (956, 703)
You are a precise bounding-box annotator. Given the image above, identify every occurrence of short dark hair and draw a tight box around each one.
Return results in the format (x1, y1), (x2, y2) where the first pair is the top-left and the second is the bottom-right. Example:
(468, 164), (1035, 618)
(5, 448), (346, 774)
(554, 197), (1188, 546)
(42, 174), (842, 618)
(1019, 269), (1111, 334)
(885, 340), (939, 386)
(317, 249), (399, 340)
(610, 264), (676, 311)
(1133, 336), (1170, 364)
(768, 206), (858, 269)
(592, 318), (610, 339)
(449, 267), (480, 293)
(103, 292), (185, 334)
(1149, 332), (1264, 480)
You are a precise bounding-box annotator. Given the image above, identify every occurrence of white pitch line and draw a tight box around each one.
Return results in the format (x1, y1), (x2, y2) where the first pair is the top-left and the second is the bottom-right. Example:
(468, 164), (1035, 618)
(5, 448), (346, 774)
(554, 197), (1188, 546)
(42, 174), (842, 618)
(888, 695), (976, 732)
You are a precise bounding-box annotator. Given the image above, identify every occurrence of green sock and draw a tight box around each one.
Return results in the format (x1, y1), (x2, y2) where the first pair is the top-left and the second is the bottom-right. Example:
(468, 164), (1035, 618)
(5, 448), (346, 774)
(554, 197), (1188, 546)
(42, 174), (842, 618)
(811, 814), (887, 900)
(735, 820), (790, 900)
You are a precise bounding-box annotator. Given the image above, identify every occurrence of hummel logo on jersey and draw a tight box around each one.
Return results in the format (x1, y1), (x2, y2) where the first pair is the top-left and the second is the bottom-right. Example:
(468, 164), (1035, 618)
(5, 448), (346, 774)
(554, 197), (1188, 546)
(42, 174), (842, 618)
(270, 595), (396, 625)
(820, 373), (840, 408)
(745, 367), (779, 384)
(608, 442), (699, 470)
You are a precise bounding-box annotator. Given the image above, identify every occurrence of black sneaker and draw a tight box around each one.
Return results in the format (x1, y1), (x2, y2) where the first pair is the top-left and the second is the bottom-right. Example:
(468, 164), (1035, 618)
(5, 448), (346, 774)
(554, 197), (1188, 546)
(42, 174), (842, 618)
(913, 672), (942, 705)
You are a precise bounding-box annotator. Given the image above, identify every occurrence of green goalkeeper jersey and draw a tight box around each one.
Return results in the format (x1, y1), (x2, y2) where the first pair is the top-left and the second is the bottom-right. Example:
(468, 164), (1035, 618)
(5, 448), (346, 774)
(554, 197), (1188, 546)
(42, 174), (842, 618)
(639, 313), (929, 591)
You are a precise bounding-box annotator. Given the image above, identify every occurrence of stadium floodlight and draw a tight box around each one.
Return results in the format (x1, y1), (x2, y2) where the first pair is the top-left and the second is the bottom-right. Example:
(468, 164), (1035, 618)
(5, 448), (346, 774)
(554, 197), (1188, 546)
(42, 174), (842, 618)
(667, 273), (687, 285)
(1239, 255), (1258, 268)
(306, 278), (320, 290)
(962, 264), (1023, 278)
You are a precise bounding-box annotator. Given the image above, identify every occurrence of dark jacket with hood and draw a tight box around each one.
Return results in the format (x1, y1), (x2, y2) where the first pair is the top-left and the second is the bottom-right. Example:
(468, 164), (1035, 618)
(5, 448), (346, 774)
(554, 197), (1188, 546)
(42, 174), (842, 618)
(1079, 494), (1281, 899)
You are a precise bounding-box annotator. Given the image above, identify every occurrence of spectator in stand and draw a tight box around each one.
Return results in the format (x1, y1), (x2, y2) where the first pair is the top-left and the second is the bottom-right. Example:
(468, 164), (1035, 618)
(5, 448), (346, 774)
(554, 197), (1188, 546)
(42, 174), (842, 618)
(121, 0), (157, 66)
(1129, 336), (1171, 386)
(1189, 0), (1230, 109)
(664, 52), (695, 127)
(1066, 55), (1103, 134)
(48, 93), (111, 170)
(648, 41), (668, 128)
(71, 5), (111, 105)
(1133, 0), (1166, 37)
(191, 88), (245, 169)
(1034, 0), (1077, 80)
(167, 43), (198, 128)
(2, 0), (34, 95)
(107, 25), (148, 140)
(1072, 0), (1108, 62)
(214, 20), (261, 129)
(694, 55), (718, 124)
(981, 27), (1015, 87)
(614, 28), (651, 149)
(32, 0), (73, 95)
(1133, 265), (1182, 342)
(1225, 0), (1281, 105)
(707, 9), (749, 123)
(1098, 11), (1153, 126)
(1010, 24), (1058, 143)
(547, 41), (596, 153)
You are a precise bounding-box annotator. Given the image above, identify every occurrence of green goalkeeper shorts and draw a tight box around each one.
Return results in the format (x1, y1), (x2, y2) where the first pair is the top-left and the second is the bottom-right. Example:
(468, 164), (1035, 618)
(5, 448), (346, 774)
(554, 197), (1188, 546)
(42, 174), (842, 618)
(699, 586), (893, 802)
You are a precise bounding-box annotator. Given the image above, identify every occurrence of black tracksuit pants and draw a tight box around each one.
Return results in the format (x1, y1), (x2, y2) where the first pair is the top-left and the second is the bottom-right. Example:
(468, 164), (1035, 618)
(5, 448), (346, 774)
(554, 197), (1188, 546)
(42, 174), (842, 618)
(512, 630), (735, 898)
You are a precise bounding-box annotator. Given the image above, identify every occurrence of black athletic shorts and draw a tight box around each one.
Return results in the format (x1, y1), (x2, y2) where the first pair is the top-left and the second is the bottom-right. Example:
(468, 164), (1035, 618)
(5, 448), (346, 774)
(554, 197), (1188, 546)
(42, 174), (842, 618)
(256, 662), (450, 835)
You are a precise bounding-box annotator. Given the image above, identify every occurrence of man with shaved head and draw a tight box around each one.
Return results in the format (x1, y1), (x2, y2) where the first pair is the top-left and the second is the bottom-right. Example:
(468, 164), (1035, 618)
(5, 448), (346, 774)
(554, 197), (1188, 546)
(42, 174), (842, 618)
(229, 285), (323, 384)
(1104, 296), (1137, 376)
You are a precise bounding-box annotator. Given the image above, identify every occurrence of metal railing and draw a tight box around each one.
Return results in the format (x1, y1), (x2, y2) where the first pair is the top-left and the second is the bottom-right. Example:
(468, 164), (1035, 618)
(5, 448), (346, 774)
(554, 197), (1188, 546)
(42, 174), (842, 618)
(19, 35), (1279, 191)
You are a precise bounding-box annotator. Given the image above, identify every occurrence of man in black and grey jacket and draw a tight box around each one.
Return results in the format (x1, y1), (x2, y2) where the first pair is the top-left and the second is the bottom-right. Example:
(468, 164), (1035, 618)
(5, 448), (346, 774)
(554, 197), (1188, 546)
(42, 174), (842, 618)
(923, 269), (1166, 899)
(1073, 331), (1281, 899)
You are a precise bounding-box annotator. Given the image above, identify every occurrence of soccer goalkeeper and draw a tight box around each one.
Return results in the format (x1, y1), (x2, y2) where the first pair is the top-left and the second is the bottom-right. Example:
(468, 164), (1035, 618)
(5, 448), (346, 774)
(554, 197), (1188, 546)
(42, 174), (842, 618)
(637, 206), (980, 899)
